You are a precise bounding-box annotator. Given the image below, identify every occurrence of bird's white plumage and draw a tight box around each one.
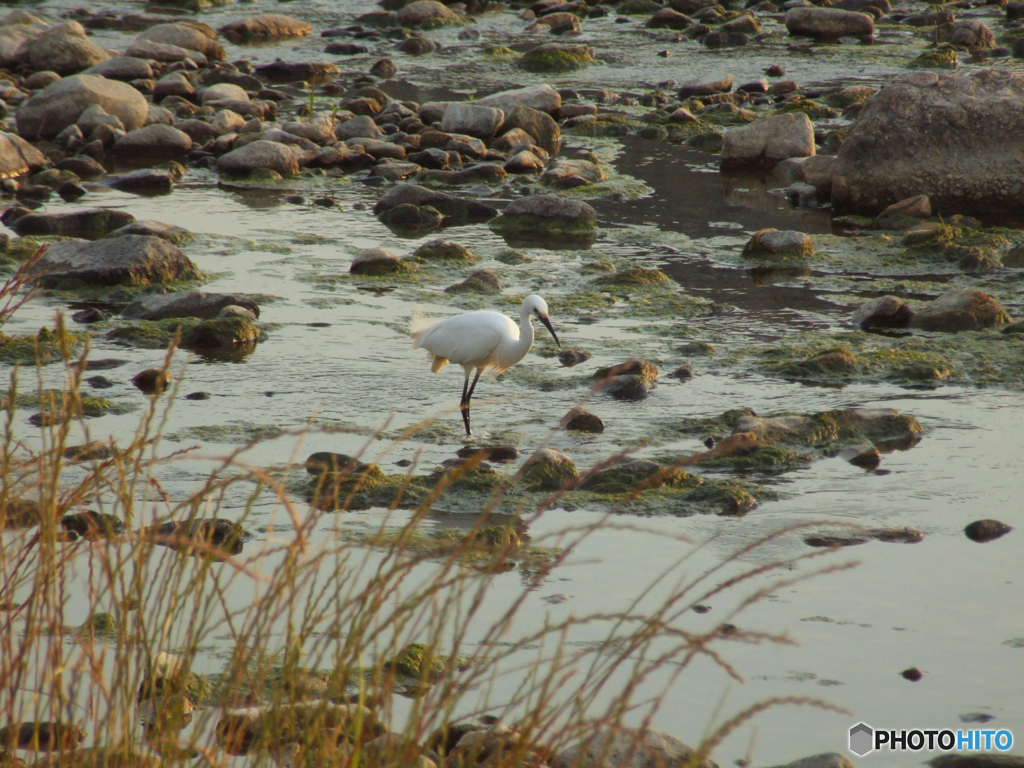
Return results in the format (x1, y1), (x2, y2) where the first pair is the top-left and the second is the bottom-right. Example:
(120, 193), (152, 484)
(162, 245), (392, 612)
(413, 310), (518, 372)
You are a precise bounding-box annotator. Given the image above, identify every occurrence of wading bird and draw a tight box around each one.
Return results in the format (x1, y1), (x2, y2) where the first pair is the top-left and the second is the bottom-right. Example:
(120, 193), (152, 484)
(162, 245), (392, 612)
(412, 295), (560, 435)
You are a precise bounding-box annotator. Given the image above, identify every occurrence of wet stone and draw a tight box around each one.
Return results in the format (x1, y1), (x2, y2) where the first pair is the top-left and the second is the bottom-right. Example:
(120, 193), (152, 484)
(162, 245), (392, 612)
(964, 519), (1012, 543)
(445, 268), (501, 294)
(132, 368), (172, 395)
(558, 348), (590, 366)
(851, 296), (914, 330)
(561, 406), (604, 433)
(456, 445), (519, 462)
(350, 247), (407, 276)
(87, 375), (114, 389)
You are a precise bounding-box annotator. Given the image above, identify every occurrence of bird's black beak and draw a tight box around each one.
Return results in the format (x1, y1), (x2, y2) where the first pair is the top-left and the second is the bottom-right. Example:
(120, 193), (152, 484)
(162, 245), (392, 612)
(540, 315), (560, 349)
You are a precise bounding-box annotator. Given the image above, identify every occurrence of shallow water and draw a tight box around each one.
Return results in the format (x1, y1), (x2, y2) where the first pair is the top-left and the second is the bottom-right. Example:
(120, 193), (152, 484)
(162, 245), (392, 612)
(3, 0), (1024, 764)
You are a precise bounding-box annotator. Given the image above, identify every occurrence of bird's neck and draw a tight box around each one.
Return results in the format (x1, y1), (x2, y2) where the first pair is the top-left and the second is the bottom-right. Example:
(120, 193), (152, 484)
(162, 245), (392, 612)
(514, 312), (536, 357)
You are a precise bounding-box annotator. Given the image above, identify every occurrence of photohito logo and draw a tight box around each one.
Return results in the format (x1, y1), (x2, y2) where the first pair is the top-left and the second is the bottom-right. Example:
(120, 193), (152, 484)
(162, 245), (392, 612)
(848, 723), (1013, 757)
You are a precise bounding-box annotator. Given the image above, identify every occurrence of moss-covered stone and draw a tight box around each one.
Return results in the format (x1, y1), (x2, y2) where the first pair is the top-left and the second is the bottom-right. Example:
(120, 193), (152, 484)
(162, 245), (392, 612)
(682, 482), (758, 515)
(412, 240), (479, 261)
(774, 99), (840, 120)
(908, 48), (959, 69)
(0, 326), (83, 365)
(464, 525), (521, 548)
(106, 318), (200, 349)
(784, 347), (861, 378)
(581, 460), (694, 494)
(180, 316), (260, 350)
(595, 267), (669, 286)
(521, 449), (579, 491)
(519, 43), (598, 73)
(76, 613), (119, 640)
(383, 643), (449, 681)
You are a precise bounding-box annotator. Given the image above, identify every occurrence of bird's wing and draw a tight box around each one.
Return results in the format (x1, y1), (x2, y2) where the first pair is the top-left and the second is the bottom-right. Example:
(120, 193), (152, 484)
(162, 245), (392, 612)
(412, 311), (511, 369)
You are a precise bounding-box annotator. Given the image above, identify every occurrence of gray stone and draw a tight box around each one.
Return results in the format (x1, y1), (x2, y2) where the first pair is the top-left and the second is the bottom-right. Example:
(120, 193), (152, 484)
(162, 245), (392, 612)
(832, 71), (1024, 217)
(113, 124), (193, 161)
(851, 295), (914, 329)
(280, 118), (334, 143)
(721, 113), (815, 170)
(134, 23), (225, 61)
(77, 104), (124, 136)
(218, 14), (311, 42)
(505, 150), (545, 174)
(474, 84), (561, 114)
(373, 184), (496, 221)
(542, 158), (604, 183)
(911, 289), (1010, 333)
(16, 74), (148, 139)
(350, 247), (404, 275)
(153, 71), (194, 101)
(175, 119), (217, 144)
(123, 291), (259, 320)
(335, 114), (383, 141)
(125, 39), (206, 65)
(145, 106), (175, 126)
(497, 105), (561, 154)
(742, 229), (814, 258)
(106, 169), (176, 193)
(554, 727), (717, 768)
(785, 7), (873, 40)
(217, 140), (301, 176)
(0, 131), (47, 178)
(201, 83), (248, 104)
(84, 57), (154, 81)
(490, 194), (597, 239)
(441, 103), (504, 138)
(109, 220), (194, 244)
(12, 208), (135, 238)
(27, 235), (199, 288)
(0, 23), (45, 70)
(28, 22), (112, 75)
(396, 1), (462, 29)
(678, 74), (732, 99)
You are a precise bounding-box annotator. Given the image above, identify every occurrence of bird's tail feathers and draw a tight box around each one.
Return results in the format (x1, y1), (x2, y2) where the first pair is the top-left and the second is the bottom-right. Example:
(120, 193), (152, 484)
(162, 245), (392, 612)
(410, 309), (436, 345)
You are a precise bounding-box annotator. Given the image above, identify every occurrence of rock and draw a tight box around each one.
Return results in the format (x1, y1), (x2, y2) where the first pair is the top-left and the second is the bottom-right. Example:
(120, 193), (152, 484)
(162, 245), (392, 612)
(522, 448), (579, 490)
(28, 22), (112, 75)
(561, 406), (604, 433)
(911, 289), (1010, 332)
(106, 169), (176, 193)
(84, 56), (154, 81)
(520, 43), (597, 72)
(445, 268), (501, 294)
(336, 115), (384, 141)
(833, 71), (1024, 216)
(180, 316), (259, 350)
(413, 240), (477, 261)
(379, 204), (442, 231)
(542, 158), (604, 184)
(218, 140), (301, 177)
(964, 519), (1012, 543)
(0, 25), (44, 71)
(0, 722), (86, 751)
(785, 7), (873, 40)
(219, 14), (311, 41)
(554, 727), (718, 768)
(16, 74), (148, 139)
(851, 295), (914, 330)
(741, 229), (814, 259)
(950, 20), (993, 49)
(678, 74), (732, 99)
(456, 445), (519, 462)
(373, 184), (497, 222)
(0, 132), (47, 178)
(61, 511), (125, 539)
(766, 754), (855, 768)
(254, 60), (338, 81)
(489, 194), (597, 241)
(647, 8), (694, 27)
(135, 23), (226, 61)
(28, 236), (199, 288)
(498, 105), (561, 154)
(350, 248), (406, 275)
(13, 208), (135, 239)
(202, 83), (249, 104)
(875, 195), (931, 229)
(441, 103), (504, 138)
(175, 119), (217, 145)
(369, 58), (396, 78)
(123, 291), (258, 321)
(126, 39), (206, 65)
(397, 1), (464, 29)
(720, 113), (815, 171)
(505, 150), (545, 174)
(474, 84), (561, 114)
(153, 71), (194, 101)
(111, 220), (193, 244)
(113, 124), (193, 161)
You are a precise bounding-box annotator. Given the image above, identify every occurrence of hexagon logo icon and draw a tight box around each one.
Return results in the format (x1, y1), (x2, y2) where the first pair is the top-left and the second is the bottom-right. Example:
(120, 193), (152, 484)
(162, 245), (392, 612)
(849, 722), (874, 757)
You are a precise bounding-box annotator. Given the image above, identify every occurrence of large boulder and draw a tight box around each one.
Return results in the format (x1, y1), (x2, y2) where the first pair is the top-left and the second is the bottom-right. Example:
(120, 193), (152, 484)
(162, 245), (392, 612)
(911, 289), (1010, 332)
(12, 208), (136, 239)
(28, 22), (112, 75)
(831, 71), (1024, 217)
(16, 75), (148, 139)
(784, 7), (873, 41)
(554, 727), (718, 768)
(489, 194), (597, 241)
(218, 14), (311, 42)
(217, 140), (302, 177)
(720, 113), (814, 171)
(123, 291), (259, 320)
(0, 132), (47, 178)
(474, 84), (561, 114)
(134, 23), (225, 61)
(113, 124), (193, 161)
(27, 236), (200, 288)
(0, 18), (47, 70)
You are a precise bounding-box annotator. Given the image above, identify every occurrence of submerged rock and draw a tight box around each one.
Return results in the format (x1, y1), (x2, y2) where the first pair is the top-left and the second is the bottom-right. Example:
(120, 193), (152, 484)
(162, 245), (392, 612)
(445, 268), (501, 294)
(373, 184), (496, 222)
(489, 194), (597, 242)
(13, 208), (135, 238)
(741, 229), (814, 259)
(132, 368), (172, 394)
(964, 519), (1012, 543)
(851, 296), (914, 330)
(124, 292), (259, 321)
(180, 316), (259, 350)
(561, 407), (604, 433)
(61, 511), (125, 539)
(413, 239), (478, 261)
(832, 71), (1024, 216)
(28, 236), (198, 288)
(521, 448), (579, 490)
(0, 722), (86, 751)
(911, 289), (1010, 333)
(349, 247), (408, 275)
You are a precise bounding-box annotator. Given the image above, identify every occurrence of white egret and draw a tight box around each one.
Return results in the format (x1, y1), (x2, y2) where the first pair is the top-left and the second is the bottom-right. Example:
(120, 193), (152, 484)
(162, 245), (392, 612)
(412, 295), (560, 435)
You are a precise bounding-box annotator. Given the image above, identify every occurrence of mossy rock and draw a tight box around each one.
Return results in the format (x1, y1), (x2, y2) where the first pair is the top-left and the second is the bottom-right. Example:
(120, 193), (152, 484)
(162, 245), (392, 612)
(595, 267), (668, 287)
(908, 48), (958, 69)
(307, 464), (391, 509)
(412, 239), (479, 261)
(61, 511), (125, 539)
(106, 318), (200, 349)
(742, 229), (814, 260)
(801, 409), (924, 447)
(519, 43), (598, 73)
(76, 613), (119, 640)
(521, 450), (579, 491)
(464, 525), (521, 548)
(581, 460), (695, 494)
(383, 643), (449, 681)
(683, 482), (758, 514)
(180, 316), (259, 350)
(774, 99), (839, 120)
(696, 444), (815, 473)
(565, 115), (644, 137)
(784, 348), (861, 378)
(489, 214), (597, 241)
(594, 360), (659, 386)
(0, 327), (83, 365)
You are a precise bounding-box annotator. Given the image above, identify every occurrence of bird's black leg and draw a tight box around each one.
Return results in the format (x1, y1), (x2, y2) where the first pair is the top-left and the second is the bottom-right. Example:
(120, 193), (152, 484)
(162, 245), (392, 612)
(461, 369), (482, 436)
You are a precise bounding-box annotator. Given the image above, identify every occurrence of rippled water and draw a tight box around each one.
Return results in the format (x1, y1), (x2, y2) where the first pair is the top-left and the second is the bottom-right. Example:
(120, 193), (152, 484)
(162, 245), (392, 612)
(3, 0), (1024, 763)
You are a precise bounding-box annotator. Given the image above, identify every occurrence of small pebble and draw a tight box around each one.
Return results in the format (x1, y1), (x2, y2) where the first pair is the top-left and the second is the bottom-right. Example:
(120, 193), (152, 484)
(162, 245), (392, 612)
(901, 667), (923, 682)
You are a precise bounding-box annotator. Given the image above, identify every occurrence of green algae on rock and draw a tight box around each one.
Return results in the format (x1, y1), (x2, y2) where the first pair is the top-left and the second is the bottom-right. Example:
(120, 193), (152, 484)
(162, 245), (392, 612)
(522, 448), (579, 491)
(742, 229), (815, 260)
(181, 316), (261, 350)
(0, 326), (83, 365)
(519, 43), (598, 73)
(383, 643), (467, 682)
(907, 48), (959, 69)
(595, 267), (669, 286)
(489, 195), (598, 246)
(411, 239), (479, 262)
